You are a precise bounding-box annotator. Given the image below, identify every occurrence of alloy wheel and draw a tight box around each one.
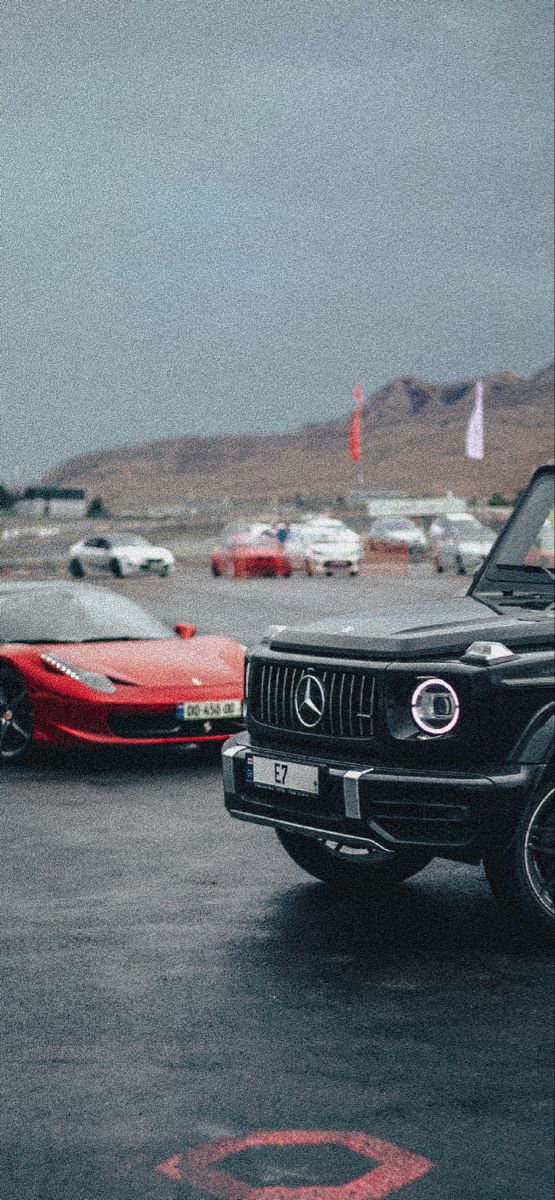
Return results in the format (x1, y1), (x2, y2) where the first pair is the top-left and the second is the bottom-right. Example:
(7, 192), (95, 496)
(524, 789), (555, 916)
(0, 671), (33, 761)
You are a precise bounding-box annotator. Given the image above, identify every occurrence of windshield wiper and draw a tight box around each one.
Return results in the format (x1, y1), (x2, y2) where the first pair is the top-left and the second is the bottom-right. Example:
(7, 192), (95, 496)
(474, 589), (553, 611)
(78, 636), (152, 643)
(496, 595), (553, 609)
(8, 638), (79, 645)
(496, 562), (554, 580)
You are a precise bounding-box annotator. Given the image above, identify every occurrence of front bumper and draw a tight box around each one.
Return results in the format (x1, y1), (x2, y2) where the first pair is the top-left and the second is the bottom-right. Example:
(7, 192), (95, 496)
(31, 688), (244, 748)
(222, 733), (541, 860)
(130, 558), (174, 574)
(309, 559), (360, 575)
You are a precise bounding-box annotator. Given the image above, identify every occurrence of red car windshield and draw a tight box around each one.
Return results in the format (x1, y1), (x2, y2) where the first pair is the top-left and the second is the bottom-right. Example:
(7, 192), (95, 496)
(0, 583), (174, 644)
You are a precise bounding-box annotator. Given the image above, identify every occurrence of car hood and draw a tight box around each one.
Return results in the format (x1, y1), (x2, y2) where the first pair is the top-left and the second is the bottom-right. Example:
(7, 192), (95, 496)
(121, 545), (173, 559)
(310, 539), (360, 554)
(40, 636), (243, 690)
(238, 544), (283, 557)
(456, 538), (495, 553)
(378, 530), (426, 544)
(263, 596), (553, 660)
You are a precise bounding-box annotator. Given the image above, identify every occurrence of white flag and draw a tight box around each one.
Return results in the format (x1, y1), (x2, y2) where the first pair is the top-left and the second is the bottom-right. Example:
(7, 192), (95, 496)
(465, 379), (484, 460)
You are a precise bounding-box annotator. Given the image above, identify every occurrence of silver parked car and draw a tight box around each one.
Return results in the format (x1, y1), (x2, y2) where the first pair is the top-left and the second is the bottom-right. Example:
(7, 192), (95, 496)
(430, 513), (496, 574)
(68, 534), (175, 578)
(367, 517), (428, 560)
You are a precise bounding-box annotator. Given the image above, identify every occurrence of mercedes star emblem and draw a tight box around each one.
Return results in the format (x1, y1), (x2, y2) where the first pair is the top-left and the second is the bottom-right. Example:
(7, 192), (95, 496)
(294, 673), (326, 728)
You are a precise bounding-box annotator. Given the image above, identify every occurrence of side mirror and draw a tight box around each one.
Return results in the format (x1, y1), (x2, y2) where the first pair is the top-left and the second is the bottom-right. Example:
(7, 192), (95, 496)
(175, 622), (197, 638)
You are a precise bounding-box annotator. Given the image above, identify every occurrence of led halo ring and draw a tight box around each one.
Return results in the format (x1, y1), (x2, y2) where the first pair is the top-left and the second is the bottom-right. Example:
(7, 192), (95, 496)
(410, 677), (460, 735)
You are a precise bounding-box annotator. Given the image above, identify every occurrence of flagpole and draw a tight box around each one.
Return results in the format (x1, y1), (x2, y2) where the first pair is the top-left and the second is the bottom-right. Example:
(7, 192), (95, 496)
(465, 380), (485, 460)
(350, 383), (364, 488)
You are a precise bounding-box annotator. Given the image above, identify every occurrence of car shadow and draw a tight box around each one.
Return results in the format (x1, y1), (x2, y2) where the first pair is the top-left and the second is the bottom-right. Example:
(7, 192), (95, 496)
(228, 869), (552, 994)
(13, 740), (222, 778)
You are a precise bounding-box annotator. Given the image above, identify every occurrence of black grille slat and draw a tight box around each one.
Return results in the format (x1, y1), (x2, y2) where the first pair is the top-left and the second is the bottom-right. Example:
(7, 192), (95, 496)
(328, 671), (337, 735)
(338, 672), (346, 737)
(281, 666), (289, 727)
(347, 674), (355, 737)
(289, 667), (298, 727)
(273, 662), (282, 724)
(357, 675), (365, 738)
(251, 660), (376, 743)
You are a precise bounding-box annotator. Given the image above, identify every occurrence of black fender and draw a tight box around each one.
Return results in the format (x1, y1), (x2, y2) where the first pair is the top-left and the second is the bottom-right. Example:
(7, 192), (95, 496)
(509, 703), (554, 768)
(484, 706), (554, 852)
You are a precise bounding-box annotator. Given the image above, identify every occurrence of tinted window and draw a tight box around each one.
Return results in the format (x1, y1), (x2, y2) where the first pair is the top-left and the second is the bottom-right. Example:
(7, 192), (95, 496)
(111, 535), (151, 548)
(446, 517), (484, 534)
(478, 471), (555, 579)
(0, 586), (174, 644)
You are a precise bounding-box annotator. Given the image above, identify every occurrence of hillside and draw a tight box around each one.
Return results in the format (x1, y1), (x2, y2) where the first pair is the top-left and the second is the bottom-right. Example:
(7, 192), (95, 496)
(39, 366), (554, 513)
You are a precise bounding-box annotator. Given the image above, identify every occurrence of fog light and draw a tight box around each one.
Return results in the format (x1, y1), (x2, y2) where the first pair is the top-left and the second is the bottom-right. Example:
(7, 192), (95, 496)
(411, 678), (460, 735)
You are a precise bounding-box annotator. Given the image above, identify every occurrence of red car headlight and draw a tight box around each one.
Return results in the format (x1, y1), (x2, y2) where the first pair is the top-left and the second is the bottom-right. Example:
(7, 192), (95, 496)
(40, 653), (116, 694)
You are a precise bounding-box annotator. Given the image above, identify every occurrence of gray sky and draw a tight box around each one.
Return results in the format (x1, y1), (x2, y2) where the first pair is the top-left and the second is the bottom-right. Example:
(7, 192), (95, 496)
(2, 0), (553, 484)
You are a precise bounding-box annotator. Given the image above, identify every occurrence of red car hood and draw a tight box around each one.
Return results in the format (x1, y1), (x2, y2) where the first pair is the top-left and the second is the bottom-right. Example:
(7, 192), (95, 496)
(234, 544), (285, 558)
(39, 636), (244, 692)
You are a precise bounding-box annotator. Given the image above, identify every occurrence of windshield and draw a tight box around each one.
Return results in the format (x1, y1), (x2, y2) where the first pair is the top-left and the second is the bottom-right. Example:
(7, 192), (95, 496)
(446, 516), (486, 534)
(0, 584), (175, 644)
(474, 469), (555, 600)
(112, 535), (151, 548)
(311, 531), (353, 544)
(378, 519), (417, 531)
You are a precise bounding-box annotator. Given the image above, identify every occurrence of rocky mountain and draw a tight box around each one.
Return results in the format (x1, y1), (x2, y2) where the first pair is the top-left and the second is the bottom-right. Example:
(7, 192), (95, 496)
(39, 366), (554, 512)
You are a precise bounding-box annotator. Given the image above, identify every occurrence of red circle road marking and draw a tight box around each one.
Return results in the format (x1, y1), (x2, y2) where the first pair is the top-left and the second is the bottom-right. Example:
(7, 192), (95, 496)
(155, 1129), (435, 1198)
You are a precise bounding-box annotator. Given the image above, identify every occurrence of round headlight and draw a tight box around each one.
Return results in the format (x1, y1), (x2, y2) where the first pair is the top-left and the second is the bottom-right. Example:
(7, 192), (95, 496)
(410, 678), (460, 735)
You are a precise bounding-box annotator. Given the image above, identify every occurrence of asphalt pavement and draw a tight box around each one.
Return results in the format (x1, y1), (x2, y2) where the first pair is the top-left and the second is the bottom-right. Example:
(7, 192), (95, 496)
(1, 566), (553, 1200)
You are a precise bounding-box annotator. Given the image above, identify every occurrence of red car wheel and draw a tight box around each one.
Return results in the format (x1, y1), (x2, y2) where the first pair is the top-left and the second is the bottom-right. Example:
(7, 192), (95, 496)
(0, 664), (34, 764)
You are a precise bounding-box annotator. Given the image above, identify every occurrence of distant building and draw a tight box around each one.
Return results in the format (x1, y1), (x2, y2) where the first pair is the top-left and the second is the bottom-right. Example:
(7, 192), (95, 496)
(345, 489), (406, 507)
(364, 491), (467, 519)
(13, 487), (87, 518)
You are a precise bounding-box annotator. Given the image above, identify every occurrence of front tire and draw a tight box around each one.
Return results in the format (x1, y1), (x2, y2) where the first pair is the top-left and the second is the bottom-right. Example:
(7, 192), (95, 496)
(484, 786), (554, 942)
(0, 665), (34, 764)
(276, 829), (432, 892)
(110, 557), (123, 578)
(69, 558), (84, 577)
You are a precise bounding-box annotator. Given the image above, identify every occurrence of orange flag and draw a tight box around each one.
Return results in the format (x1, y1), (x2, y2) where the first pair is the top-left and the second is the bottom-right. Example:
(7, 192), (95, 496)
(350, 382), (364, 461)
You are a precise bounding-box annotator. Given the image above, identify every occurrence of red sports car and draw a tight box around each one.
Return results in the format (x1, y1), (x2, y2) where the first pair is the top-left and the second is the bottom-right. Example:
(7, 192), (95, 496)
(0, 581), (245, 762)
(211, 528), (291, 579)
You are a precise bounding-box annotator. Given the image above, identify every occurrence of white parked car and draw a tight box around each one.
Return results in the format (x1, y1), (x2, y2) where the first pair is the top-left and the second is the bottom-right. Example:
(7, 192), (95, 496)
(284, 518), (362, 576)
(68, 534), (175, 579)
(429, 514), (496, 574)
(305, 525), (361, 577)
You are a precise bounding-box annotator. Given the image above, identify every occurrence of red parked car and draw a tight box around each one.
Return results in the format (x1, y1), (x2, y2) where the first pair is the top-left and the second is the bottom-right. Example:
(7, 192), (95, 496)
(0, 581), (245, 762)
(211, 525), (292, 579)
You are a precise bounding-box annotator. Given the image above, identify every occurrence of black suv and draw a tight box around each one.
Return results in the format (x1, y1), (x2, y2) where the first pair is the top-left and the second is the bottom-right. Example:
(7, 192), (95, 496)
(222, 462), (554, 939)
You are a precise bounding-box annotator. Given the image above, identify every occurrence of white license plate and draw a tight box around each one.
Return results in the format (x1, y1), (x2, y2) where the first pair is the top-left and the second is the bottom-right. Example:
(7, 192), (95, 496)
(250, 755), (319, 794)
(177, 699), (242, 720)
